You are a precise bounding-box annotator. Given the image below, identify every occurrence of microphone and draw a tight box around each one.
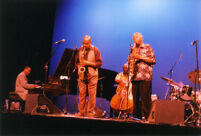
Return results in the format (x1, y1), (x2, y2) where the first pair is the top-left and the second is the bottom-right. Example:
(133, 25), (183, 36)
(180, 52), (183, 62)
(55, 39), (65, 44)
(130, 44), (133, 53)
(191, 40), (198, 46)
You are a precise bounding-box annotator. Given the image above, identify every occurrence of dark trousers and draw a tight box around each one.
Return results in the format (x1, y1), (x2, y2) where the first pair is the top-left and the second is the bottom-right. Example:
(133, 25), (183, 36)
(132, 81), (152, 119)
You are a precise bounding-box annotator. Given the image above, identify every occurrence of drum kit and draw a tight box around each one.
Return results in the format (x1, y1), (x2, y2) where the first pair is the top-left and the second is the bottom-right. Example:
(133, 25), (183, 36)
(161, 69), (201, 126)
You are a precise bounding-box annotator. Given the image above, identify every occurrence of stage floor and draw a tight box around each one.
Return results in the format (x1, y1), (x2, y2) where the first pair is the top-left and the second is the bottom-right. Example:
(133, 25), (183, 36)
(1, 111), (201, 135)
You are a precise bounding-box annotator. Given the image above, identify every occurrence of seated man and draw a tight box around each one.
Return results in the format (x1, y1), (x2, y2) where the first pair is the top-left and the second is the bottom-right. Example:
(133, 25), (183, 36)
(15, 66), (39, 101)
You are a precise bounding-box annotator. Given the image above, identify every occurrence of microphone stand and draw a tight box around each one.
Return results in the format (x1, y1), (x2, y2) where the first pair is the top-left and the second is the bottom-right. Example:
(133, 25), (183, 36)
(43, 43), (62, 83)
(192, 41), (200, 126)
(42, 43), (62, 97)
(127, 44), (133, 116)
(63, 47), (77, 114)
(98, 76), (105, 109)
(183, 41), (200, 126)
(165, 54), (181, 99)
(117, 44), (133, 119)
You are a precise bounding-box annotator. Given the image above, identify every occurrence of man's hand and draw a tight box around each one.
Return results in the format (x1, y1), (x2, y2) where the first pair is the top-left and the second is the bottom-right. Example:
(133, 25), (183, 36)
(34, 84), (40, 88)
(132, 53), (142, 60)
(82, 60), (95, 67)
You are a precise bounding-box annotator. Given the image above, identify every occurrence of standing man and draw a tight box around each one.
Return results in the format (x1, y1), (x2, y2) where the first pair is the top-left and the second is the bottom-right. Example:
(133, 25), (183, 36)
(130, 32), (156, 120)
(15, 66), (39, 101)
(75, 35), (102, 117)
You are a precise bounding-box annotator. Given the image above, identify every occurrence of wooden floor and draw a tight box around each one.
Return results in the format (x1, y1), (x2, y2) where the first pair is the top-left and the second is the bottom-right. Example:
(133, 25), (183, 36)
(1, 111), (201, 135)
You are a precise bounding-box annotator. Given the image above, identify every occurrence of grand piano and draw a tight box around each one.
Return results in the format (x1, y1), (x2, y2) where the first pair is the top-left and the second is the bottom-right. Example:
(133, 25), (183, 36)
(41, 48), (117, 101)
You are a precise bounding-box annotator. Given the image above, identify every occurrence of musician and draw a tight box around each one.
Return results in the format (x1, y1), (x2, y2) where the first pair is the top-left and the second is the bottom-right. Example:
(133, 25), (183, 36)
(112, 64), (129, 116)
(130, 32), (156, 120)
(115, 64), (129, 94)
(75, 35), (102, 117)
(15, 66), (39, 110)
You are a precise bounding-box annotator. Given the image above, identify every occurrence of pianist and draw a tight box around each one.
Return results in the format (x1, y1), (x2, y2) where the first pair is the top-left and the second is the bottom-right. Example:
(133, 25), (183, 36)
(15, 66), (39, 101)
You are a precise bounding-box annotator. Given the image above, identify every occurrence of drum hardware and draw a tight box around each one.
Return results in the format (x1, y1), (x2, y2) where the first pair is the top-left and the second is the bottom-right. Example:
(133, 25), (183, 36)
(182, 101), (201, 126)
(161, 77), (182, 100)
(187, 40), (201, 126)
(161, 76), (201, 126)
(185, 70), (201, 126)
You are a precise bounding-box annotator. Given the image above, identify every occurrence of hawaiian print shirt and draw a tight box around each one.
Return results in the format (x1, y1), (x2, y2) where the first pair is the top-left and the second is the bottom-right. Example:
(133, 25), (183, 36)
(132, 43), (155, 81)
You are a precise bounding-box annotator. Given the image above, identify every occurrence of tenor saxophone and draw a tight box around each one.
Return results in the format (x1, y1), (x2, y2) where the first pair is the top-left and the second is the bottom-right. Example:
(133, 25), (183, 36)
(78, 49), (86, 80)
(78, 66), (85, 80)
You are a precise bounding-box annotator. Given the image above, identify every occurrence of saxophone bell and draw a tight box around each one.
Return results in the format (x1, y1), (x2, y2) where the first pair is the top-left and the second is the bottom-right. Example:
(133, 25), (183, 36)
(78, 66), (85, 80)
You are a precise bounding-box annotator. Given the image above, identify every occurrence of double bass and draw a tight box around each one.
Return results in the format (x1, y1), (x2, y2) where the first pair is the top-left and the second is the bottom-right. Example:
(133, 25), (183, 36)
(110, 44), (138, 115)
(110, 78), (133, 113)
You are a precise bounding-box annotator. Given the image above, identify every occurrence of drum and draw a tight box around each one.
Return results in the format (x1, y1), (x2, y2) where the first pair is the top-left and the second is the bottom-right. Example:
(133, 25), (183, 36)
(180, 86), (193, 101)
(181, 86), (193, 96)
(169, 87), (180, 100)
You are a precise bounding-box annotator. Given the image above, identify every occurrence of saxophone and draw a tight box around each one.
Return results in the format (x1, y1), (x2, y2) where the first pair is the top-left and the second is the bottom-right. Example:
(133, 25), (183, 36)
(129, 44), (141, 81)
(78, 48), (86, 80)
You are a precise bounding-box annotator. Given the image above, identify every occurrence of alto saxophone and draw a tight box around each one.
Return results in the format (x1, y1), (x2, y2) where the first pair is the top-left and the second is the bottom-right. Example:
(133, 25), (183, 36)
(78, 49), (86, 80)
(129, 45), (138, 80)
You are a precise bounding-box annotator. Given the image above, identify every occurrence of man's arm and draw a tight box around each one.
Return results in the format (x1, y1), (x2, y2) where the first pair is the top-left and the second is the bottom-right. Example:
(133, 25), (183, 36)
(133, 45), (156, 64)
(83, 47), (102, 68)
(19, 75), (38, 89)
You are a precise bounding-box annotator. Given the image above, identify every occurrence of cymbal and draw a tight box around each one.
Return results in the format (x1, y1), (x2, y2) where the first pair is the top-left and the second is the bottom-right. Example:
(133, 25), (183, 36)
(160, 77), (182, 88)
(187, 70), (201, 84)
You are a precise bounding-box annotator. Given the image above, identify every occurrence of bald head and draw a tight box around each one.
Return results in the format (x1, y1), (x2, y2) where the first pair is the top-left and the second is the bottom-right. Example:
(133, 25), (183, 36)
(83, 35), (92, 49)
(133, 32), (143, 45)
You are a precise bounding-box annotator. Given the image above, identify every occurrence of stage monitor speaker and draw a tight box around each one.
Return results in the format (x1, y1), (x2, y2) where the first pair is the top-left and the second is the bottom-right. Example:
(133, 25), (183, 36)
(25, 94), (63, 114)
(148, 100), (184, 124)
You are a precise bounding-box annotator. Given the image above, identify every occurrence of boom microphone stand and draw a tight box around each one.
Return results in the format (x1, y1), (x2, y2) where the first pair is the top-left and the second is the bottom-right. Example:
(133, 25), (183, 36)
(165, 53), (182, 99)
(42, 42), (63, 97)
(43, 43), (63, 83)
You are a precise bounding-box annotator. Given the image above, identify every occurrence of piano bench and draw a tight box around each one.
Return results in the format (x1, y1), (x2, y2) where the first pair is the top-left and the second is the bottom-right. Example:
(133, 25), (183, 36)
(9, 92), (23, 101)
(8, 92), (24, 112)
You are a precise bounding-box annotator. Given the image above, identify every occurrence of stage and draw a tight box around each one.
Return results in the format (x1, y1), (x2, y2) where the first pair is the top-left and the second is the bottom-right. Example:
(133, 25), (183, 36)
(1, 111), (200, 135)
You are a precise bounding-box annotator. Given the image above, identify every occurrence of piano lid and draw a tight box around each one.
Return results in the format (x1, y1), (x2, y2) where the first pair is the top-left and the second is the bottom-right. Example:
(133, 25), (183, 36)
(53, 48), (77, 78)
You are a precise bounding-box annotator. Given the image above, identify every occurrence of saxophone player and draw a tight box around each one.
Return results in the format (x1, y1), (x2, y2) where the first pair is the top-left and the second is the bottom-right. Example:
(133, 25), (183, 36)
(75, 35), (102, 117)
(129, 32), (156, 121)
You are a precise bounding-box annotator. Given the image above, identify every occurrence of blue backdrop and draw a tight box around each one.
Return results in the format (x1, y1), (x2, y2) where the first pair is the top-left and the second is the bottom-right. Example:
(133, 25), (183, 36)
(50, 0), (201, 99)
